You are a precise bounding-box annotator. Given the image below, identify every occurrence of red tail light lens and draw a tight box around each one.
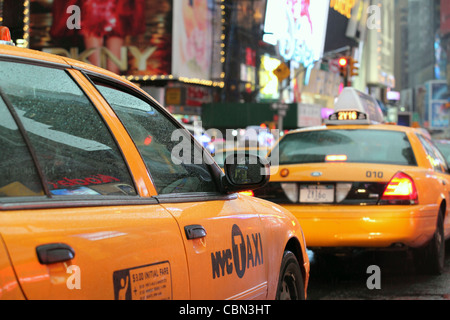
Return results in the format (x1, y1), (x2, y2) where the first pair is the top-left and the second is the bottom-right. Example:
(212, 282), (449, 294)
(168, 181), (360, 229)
(380, 172), (418, 204)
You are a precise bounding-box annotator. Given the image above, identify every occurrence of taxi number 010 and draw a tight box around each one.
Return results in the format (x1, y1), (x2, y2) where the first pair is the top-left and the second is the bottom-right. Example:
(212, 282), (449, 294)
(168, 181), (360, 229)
(366, 170), (383, 178)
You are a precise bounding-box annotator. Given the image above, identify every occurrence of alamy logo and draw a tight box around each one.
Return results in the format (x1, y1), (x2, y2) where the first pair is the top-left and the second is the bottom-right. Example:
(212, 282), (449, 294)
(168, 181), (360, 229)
(367, 5), (381, 31)
(66, 264), (81, 290)
(66, 5), (81, 30)
(366, 265), (381, 290)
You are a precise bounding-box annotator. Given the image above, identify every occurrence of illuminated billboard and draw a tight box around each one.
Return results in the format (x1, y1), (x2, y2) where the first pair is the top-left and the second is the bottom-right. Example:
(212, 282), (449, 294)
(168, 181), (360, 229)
(4, 0), (222, 87)
(424, 80), (450, 130)
(172, 0), (213, 81)
(259, 55), (281, 101)
(25, 0), (172, 77)
(263, 0), (329, 70)
(365, 0), (395, 87)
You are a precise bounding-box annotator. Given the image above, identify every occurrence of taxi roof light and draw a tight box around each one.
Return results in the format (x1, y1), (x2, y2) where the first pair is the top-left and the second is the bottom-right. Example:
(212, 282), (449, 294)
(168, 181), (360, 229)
(325, 87), (384, 125)
(380, 172), (418, 204)
(0, 26), (15, 46)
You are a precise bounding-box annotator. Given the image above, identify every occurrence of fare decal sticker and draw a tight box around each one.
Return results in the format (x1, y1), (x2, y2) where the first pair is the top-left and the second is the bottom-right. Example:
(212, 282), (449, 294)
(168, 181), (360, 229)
(113, 261), (172, 300)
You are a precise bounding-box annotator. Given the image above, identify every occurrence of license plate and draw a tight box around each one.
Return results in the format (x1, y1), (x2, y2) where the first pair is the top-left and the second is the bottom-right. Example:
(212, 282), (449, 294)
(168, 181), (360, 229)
(299, 185), (334, 203)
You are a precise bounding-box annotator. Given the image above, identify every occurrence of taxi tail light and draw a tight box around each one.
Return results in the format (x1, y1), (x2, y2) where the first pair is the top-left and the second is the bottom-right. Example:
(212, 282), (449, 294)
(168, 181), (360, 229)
(380, 172), (418, 204)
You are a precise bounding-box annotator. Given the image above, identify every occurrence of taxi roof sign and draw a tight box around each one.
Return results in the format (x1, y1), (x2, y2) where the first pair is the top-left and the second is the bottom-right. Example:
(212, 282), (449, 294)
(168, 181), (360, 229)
(0, 27), (14, 46)
(325, 87), (384, 125)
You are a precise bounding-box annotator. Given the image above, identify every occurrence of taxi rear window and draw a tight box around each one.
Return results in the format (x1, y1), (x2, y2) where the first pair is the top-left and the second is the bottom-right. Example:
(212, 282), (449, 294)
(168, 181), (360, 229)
(275, 129), (417, 166)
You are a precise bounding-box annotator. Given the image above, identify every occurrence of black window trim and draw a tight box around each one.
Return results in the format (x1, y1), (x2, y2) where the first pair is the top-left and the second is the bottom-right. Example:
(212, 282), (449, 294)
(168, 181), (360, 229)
(0, 191), (239, 211)
(0, 195), (158, 211)
(155, 192), (237, 204)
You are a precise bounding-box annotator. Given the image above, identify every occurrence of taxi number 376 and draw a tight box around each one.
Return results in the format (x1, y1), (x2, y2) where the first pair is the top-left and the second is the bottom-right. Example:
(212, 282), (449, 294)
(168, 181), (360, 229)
(366, 171), (383, 178)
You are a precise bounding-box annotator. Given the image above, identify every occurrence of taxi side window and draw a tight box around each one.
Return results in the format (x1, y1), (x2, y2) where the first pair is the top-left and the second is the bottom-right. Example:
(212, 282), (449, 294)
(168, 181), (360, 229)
(0, 61), (137, 197)
(417, 134), (449, 173)
(431, 142), (449, 173)
(0, 98), (44, 198)
(93, 82), (218, 195)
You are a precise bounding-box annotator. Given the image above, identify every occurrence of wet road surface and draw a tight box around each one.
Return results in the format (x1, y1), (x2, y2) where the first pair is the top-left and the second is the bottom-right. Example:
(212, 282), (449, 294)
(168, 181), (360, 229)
(306, 243), (450, 300)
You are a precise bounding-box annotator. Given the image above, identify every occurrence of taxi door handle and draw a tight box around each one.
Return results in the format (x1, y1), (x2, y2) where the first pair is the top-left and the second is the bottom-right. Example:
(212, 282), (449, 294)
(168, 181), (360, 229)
(184, 224), (207, 240)
(36, 243), (75, 265)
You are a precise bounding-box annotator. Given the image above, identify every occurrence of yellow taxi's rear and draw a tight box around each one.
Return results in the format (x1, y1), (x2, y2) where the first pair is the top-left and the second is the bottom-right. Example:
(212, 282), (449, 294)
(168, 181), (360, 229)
(255, 88), (450, 274)
(265, 134), (442, 249)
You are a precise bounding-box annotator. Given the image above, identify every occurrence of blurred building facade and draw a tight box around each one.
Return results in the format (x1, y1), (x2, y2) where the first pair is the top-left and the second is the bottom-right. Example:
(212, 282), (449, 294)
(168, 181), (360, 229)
(394, 0), (449, 133)
(2, 0), (446, 132)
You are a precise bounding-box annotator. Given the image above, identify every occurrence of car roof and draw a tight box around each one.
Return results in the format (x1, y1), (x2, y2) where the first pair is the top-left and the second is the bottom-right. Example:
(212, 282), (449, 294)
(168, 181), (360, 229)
(0, 44), (134, 87)
(286, 123), (422, 136)
(0, 43), (67, 65)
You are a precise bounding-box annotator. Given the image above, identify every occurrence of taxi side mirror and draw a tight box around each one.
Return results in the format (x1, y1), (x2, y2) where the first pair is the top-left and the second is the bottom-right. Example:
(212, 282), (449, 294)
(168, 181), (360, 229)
(222, 153), (270, 193)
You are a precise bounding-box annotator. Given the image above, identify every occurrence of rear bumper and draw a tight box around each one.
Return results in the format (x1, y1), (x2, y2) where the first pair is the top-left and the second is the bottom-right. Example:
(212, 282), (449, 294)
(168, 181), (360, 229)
(281, 204), (438, 249)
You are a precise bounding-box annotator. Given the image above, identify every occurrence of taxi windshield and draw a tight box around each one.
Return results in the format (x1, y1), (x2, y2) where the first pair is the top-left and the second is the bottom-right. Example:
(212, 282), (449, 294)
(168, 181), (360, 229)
(275, 129), (417, 166)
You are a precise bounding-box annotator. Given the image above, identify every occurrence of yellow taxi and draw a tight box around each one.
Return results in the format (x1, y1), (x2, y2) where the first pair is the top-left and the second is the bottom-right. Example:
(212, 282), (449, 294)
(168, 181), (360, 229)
(255, 87), (450, 275)
(0, 27), (309, 300)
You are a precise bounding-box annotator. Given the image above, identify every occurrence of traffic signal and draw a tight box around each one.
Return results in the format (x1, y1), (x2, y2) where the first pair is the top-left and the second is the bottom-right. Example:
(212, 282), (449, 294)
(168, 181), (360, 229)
(338, 57), (348, 78)
(349, 57), (359, 77)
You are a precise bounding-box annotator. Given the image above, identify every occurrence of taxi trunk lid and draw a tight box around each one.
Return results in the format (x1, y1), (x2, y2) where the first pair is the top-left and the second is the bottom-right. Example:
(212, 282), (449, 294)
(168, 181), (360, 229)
(255, 163), (402, 205)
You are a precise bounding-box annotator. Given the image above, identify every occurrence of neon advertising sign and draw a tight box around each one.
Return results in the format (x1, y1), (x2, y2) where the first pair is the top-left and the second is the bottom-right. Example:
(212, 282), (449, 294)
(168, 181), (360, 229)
(263, 0), (329, 84)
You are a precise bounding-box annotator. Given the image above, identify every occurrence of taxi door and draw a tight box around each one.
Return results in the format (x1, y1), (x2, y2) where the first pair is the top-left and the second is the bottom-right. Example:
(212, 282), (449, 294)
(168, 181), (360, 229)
(0, 204), (190, 300)
(86, 76), (269, 300)
(159, 195), (269, 300)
